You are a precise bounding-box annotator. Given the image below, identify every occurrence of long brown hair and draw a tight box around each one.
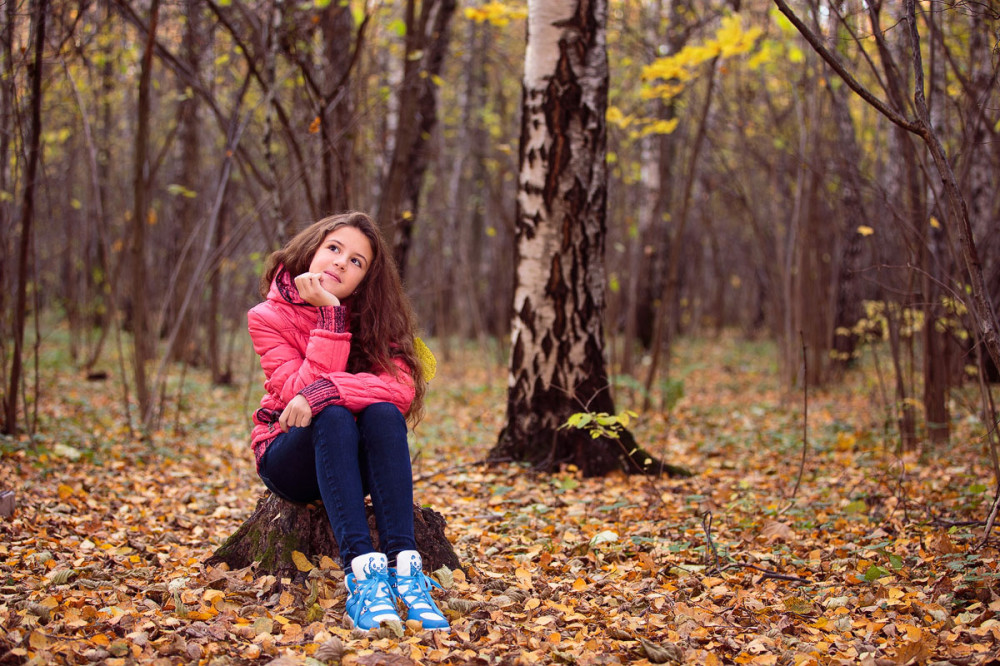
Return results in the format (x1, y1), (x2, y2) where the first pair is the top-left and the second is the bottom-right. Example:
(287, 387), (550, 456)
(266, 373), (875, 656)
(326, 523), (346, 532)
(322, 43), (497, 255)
(260, 212), (426, 423)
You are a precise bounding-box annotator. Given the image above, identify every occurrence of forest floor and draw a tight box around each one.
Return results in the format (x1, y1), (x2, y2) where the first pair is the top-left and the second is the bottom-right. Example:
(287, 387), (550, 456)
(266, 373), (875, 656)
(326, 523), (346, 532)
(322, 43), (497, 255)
(2, 332), (1000, 665)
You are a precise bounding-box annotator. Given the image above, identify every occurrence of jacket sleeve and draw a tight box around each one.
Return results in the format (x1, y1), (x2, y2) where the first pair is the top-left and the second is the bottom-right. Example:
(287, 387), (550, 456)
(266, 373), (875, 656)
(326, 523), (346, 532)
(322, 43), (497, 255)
(322, 356), (416, 416)
(247, 304), (351, 407)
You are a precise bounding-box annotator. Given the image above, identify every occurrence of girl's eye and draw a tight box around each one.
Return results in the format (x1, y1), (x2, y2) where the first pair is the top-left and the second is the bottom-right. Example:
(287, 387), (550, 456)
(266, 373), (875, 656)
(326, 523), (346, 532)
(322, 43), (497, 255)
(352, 258), (362, 267)
(330, 245), (340, 253)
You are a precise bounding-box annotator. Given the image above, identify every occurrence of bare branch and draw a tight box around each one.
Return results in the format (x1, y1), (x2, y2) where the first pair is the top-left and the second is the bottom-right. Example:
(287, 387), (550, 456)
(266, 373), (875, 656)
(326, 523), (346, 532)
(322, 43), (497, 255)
(771, 0), (920, 133)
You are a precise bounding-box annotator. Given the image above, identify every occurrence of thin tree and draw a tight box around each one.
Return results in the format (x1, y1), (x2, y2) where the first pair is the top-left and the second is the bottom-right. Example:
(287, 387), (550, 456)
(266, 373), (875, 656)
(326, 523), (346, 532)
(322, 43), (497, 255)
(377, 0), (457, 276)
(488, 0), (671, 477)
(3, 0), (47, 435)
(129, 0), (161, 431)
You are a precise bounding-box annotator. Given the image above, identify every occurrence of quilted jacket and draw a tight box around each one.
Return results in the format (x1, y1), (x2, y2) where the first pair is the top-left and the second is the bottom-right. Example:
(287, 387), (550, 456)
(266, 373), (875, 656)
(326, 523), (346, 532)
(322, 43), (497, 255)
(247, 267), (415, 470)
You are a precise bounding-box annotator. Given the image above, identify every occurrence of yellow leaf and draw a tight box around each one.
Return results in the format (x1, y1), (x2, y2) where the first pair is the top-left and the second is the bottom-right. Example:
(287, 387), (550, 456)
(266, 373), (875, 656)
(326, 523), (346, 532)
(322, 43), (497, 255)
(57, 484), (74, 500)
(414, 337), (437, 382)
(29, 630), (49, 650)
(929, 216), (941, 229)
(203, 589), (225, 604)
(291, 551), (315, 573)
(515, 567), (532, 588)
(572, 577), (587, 591)
(857, 225), (874, 236)
(186, 609), (216, 621)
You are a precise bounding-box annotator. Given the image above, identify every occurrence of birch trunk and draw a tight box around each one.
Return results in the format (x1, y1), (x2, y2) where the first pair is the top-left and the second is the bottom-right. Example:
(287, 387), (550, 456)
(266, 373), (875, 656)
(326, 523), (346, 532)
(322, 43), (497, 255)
(490, 0), (678, 477)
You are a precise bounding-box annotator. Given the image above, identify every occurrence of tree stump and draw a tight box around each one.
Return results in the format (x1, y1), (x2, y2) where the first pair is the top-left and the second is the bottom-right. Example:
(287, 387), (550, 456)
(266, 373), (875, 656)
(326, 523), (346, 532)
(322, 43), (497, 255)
(208, 493), (460, 579)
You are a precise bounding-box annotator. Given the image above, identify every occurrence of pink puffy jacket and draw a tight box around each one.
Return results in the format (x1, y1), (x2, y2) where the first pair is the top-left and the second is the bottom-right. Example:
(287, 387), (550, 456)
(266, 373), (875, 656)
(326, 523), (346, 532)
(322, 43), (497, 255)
(247, 269), (415, 469)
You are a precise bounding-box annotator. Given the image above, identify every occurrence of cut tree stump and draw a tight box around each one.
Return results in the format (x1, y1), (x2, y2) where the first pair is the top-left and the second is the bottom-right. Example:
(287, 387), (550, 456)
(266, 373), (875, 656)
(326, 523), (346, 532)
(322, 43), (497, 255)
(208, 493), (460, 578)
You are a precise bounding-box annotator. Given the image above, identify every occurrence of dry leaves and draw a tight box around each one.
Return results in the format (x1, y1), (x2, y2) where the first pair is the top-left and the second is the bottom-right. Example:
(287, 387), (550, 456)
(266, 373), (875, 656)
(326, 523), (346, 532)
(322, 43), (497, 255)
(2, 335), (1000, 663)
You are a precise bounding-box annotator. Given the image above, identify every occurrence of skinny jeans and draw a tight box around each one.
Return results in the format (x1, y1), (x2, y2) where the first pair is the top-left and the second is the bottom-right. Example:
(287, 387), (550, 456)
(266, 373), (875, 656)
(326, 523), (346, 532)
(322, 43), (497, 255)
(256, 402), (416, 566)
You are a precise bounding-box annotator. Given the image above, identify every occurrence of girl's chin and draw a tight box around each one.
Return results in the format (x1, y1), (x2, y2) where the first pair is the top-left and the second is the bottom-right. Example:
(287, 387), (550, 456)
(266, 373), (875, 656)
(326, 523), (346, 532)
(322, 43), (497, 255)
(325, 289), (347, 301)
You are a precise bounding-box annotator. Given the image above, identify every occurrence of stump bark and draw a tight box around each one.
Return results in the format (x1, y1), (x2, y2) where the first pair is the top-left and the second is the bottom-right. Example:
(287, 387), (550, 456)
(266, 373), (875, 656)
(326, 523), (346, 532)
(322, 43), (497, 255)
(208, 493), (460, 578)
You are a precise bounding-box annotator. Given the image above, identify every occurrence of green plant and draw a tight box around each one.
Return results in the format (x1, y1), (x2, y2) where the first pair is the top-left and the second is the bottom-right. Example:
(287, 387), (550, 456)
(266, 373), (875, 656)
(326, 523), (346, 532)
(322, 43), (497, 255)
(560, 410), (638, 439)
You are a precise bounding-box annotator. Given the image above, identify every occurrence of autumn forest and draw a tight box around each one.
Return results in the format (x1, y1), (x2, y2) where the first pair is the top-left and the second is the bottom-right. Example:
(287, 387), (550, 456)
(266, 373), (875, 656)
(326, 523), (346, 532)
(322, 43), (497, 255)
(3, 0), (1000, 663)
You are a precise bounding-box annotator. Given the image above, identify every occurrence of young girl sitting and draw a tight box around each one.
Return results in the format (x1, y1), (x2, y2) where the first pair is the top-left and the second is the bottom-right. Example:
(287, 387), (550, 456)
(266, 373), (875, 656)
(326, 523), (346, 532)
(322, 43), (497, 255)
(247, 211), (449, 631)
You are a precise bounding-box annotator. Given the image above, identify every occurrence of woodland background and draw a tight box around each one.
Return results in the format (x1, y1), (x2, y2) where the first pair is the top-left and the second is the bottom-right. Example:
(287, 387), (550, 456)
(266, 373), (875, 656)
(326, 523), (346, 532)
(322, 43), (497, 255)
(3, 0), (1000, 664)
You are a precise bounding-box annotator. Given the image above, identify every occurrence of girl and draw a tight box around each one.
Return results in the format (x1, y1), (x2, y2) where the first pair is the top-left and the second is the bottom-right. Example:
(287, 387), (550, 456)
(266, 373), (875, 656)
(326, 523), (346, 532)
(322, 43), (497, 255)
(247, 211), (449, 631)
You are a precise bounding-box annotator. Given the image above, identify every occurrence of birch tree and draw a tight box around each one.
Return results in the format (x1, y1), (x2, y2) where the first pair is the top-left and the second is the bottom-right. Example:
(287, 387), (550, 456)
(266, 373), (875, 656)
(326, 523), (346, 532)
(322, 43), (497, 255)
(489, 0), (668, 477)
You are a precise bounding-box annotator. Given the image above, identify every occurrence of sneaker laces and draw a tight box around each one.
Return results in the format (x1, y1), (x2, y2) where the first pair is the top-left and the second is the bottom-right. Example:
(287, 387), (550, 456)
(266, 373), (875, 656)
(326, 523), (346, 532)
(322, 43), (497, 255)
(394, 571), (447, 625)
(347, 573), (398, 628)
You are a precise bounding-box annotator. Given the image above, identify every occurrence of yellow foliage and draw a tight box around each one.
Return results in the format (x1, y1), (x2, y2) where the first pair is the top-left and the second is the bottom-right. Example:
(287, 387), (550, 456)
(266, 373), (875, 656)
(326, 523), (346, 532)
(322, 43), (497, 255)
(606, 106), (632, 129)
(464, 2), (526, 27)
(716, 15), (763, 57)
(638, 118), (680, 137)
(641, 14), (761, 102)
(640, 82), (686, 101)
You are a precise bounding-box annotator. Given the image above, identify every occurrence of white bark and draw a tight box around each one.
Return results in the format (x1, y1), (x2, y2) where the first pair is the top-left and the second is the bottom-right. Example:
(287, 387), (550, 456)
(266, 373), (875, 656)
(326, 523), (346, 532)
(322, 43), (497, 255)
(510, 0), (608, 404)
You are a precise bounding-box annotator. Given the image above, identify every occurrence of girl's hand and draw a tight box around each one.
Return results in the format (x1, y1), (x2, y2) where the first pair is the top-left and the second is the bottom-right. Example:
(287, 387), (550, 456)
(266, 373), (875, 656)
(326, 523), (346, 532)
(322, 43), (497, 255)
(294, 272), (340, 307)
(278, 394), (312, 432)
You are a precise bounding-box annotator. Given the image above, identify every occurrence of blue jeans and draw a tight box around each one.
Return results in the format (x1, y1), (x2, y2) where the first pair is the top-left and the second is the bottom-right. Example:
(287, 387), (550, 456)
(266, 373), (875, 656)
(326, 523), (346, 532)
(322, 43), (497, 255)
(257, 403), (416, 566)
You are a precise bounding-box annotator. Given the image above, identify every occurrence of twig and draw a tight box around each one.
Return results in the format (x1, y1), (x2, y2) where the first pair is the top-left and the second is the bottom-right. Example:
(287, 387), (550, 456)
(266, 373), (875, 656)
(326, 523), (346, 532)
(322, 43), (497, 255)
(720, 563), (811, 584)
(789, 331), (809, 500)
(977, 495), (1000, 550)
(699, 511), (811, 583)
(701, 511), (723, 572)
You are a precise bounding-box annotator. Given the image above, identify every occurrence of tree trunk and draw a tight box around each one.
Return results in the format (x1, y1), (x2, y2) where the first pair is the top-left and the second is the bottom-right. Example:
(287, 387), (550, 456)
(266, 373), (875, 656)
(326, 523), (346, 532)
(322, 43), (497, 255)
(130, 0), (161, 430)
(209, 494), (460, 579)
(825, 60), (871, 373)
(628, 0), (689, 357)
(168, 0), (203, 365)
(377, 0), (457, 276)
(488, 0), (681, 478)
(3, 0), (46, 435)
(643, 55), (718, 405)
(319, 3), (354, 213)
(6, 0), (45, 432)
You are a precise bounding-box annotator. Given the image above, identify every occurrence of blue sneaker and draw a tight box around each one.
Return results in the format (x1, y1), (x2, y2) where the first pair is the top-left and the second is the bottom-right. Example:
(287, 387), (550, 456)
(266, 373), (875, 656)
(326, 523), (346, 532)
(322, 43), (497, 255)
(391, 550), (450, 630)
(344, 553), (401, 631)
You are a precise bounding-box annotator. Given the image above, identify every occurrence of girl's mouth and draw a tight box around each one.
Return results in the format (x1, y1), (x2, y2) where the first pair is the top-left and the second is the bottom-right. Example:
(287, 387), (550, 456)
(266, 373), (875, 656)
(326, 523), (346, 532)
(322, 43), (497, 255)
(325, 271), (341, 283)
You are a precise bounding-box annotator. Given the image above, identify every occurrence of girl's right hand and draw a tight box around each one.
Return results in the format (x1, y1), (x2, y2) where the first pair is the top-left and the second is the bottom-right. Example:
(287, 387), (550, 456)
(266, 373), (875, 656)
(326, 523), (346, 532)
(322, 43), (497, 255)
(295, 272), (340, 307)
(278, 394), (312, 432)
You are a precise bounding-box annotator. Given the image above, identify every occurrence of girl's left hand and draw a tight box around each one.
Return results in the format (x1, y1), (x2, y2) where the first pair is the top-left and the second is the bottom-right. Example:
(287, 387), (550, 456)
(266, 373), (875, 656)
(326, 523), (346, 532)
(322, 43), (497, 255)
(278, 394), (312, 432)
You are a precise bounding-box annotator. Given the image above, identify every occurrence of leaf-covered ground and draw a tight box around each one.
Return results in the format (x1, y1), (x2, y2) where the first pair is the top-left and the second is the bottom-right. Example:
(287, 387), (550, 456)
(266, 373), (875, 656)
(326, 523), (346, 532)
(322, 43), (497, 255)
(3, 334), (1000, 665)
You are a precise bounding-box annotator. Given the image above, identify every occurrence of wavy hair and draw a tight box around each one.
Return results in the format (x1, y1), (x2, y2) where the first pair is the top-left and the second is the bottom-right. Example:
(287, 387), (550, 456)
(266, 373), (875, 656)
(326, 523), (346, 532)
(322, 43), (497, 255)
(260, 211), (426, 423)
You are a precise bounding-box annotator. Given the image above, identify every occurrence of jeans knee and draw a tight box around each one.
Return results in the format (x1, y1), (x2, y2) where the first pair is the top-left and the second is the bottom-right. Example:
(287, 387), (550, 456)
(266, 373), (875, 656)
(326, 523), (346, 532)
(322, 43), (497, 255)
(314, 404), (354, 426)
(361, 402), (404, 424)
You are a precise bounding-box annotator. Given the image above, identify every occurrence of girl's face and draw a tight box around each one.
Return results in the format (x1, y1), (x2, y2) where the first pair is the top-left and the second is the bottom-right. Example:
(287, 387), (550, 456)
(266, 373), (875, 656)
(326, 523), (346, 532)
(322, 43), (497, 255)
(308, 226), (373, 302)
